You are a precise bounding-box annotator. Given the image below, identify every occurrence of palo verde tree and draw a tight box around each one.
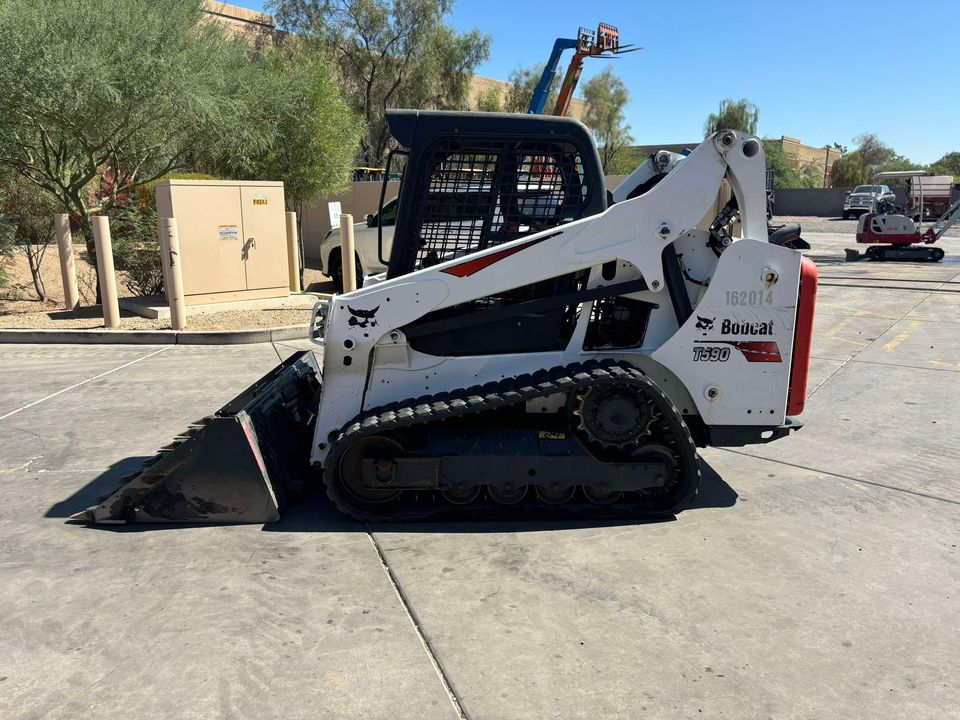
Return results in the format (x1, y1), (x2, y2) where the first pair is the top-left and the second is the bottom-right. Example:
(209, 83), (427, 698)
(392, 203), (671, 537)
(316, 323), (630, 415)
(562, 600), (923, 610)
(0, 0), (270, 287)
(270, 0), (490, 167)
(582, 67), (633, 173)
(704, 98), (759, 137)
(216, 43), (365, 219)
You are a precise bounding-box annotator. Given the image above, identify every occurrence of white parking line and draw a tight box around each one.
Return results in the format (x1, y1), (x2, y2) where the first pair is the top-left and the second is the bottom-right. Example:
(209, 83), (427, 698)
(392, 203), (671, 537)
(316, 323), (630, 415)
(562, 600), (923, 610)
(0, 347), (170, 421)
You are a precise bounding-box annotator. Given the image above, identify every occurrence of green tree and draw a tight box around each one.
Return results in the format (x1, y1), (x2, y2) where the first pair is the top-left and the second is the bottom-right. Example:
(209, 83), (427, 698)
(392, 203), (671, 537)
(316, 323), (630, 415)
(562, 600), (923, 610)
(930, 151), (960, 183)
(830, 133), (897, 187)
(762, 140), (823, 189)
(219, 45), (364, 218)
(475, 86), (504, 112)
(0, 0), (270, 293)
(502, 64), (558, 114)
(582, 67), (633, 173)
(270, 0), (490, 166)
(704, 99), (759, 137)
(0, 174), (58, 300)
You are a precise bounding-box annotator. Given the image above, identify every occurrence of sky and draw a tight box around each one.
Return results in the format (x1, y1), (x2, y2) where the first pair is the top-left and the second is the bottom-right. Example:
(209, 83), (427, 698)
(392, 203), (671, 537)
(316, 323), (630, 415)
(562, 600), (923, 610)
(232, 0), (959, 163)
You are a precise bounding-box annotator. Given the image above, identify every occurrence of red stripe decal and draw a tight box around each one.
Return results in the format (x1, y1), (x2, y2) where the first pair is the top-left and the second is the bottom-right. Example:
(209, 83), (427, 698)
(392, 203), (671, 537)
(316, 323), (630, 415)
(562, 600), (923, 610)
(732, 341), (782, 363)
(441, 237), (545, 278)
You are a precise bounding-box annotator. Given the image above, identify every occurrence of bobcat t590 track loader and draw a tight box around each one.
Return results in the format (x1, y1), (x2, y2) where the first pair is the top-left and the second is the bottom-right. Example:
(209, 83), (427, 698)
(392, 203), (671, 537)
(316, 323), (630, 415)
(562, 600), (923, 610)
(77, 110), (818, 524)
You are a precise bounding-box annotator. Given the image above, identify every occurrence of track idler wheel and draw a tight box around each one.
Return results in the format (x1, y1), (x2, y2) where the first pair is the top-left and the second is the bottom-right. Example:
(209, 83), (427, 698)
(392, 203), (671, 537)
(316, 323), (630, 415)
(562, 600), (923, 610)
(339, 437), (403, 504)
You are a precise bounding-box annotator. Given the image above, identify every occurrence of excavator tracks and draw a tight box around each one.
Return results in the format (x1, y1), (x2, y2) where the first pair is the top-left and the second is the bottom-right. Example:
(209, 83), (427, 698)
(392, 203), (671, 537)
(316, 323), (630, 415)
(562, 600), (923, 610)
(321, 360), (701, 522)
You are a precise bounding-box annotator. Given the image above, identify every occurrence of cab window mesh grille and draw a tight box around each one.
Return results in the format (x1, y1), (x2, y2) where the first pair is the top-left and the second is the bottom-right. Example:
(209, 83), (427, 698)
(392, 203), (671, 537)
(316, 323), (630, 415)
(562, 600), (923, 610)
(411, 138), (589, 271)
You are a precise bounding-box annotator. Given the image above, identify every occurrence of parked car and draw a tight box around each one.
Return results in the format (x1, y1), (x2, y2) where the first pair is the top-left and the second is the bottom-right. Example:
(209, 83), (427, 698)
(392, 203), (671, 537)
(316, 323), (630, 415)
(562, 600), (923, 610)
(842, 184), (895, 219)
(318, 197), (397, 292)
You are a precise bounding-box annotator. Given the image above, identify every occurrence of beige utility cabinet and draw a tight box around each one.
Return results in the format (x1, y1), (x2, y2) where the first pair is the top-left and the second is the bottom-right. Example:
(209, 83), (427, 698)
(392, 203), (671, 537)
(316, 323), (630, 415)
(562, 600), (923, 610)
(155, 180), (290, 305)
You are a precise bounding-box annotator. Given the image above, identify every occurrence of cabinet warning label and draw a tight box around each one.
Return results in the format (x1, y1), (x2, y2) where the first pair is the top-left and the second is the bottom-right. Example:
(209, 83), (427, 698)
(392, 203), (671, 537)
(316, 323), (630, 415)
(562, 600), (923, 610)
(218, 225), (239, 241)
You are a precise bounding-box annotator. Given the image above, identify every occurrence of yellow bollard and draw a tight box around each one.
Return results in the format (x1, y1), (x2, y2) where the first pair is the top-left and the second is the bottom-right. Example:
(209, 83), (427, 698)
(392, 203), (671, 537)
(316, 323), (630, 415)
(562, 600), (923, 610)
(159, 218), (188, 331)
(285, 211), (302, 293)
(91, 215), (120, 329)
(339, 213), (356, 293)
(54, 214), (80, 311)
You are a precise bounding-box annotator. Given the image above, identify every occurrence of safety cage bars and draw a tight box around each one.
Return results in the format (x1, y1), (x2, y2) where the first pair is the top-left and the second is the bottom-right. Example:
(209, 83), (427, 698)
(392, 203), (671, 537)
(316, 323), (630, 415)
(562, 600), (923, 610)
(395, 137), (592, 274)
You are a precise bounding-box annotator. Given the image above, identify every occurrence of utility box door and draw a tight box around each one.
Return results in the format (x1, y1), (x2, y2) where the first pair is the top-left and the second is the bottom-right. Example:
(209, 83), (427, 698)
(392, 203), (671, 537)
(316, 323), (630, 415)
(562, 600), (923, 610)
(240, 185), (288, 291)
(159, 184), (247, 295)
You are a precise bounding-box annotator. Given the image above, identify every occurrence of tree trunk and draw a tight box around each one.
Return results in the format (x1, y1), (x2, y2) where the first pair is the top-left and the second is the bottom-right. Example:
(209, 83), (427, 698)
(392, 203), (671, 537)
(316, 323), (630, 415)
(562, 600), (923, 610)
(76, 212), (102, 304)
(25, 244), (47, 302)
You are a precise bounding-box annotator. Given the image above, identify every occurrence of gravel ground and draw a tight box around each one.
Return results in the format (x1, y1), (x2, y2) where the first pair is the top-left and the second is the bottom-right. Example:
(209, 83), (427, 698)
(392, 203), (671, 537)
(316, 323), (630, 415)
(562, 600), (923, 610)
(1, 245), (330, 331)
(774, 214), (960, 237)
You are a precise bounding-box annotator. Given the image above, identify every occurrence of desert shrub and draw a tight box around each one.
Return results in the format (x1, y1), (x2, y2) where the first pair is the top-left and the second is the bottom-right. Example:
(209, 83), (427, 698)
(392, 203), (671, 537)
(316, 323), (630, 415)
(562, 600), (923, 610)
(110, 172), (217, 297)
(110, 202), (163, 297)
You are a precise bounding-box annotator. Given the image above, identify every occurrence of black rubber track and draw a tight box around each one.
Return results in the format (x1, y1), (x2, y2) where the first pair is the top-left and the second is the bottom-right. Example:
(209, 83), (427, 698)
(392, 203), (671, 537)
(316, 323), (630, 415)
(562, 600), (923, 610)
(321, 359), (701, 522)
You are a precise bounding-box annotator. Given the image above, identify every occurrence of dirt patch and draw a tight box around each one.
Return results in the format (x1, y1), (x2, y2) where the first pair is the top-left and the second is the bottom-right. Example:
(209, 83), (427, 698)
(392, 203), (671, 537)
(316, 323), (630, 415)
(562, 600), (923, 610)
(1, 246), (329, 331)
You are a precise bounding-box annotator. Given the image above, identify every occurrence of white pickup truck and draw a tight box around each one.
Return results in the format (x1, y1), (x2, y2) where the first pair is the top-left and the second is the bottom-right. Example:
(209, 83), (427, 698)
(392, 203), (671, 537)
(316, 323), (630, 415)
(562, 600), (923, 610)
(843, 184), (896, 219)
(317, 198), (398, 292)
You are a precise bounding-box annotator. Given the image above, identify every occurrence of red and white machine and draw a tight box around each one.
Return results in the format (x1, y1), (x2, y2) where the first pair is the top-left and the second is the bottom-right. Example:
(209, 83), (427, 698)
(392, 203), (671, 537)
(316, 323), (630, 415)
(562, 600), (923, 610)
(847, 171), (959, 262)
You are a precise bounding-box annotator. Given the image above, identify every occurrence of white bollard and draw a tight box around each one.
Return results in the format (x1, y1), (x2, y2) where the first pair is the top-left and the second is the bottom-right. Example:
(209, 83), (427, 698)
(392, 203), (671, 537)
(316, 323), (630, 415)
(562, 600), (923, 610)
(339, 213), (356, 293)
(54, 214), (80, 311)
(285, 211), (302, 293)
(91, 215), (120, 329)
(159, 218), (188, 331)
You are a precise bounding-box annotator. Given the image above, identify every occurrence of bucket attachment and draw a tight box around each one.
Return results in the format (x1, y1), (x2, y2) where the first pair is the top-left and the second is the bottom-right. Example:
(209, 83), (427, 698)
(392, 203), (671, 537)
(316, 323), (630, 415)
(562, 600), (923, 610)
(74, 351), (322, 524)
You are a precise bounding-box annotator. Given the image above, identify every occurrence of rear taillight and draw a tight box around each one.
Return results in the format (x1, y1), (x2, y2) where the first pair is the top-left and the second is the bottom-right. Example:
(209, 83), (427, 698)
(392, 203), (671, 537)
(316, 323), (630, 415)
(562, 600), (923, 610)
(787, 256), (818, 415)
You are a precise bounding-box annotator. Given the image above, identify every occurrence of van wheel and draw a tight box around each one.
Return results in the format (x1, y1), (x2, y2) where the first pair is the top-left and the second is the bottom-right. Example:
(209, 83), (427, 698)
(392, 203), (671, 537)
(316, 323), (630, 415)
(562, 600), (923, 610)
(329, 251), (364, 294)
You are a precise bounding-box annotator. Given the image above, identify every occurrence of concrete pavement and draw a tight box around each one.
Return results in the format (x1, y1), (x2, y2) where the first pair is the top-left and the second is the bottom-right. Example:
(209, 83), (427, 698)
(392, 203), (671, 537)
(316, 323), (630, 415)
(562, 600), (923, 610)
(0, 232), (957, 719)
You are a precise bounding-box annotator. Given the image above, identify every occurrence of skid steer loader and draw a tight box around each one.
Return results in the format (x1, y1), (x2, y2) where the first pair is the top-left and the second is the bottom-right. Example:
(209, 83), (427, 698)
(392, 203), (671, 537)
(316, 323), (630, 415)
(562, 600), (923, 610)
(77, 110), (818, 524)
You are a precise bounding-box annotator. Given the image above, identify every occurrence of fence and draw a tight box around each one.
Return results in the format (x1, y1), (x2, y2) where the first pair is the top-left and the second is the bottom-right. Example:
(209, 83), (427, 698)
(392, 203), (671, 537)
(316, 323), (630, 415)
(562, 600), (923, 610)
(773, 187), (960, 217)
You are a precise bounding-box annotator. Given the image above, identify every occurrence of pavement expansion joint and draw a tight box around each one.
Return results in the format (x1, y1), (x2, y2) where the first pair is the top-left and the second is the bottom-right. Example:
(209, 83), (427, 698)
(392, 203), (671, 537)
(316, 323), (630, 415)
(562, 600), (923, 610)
(718, 448), (960, 508)
(366, 529), (470, 720)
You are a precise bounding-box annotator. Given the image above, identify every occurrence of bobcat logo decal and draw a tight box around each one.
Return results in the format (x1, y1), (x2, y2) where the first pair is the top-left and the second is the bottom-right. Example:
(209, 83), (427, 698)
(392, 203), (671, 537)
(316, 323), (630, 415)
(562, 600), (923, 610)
(695, 315), (715, 335)
(347, 305), (379, 329)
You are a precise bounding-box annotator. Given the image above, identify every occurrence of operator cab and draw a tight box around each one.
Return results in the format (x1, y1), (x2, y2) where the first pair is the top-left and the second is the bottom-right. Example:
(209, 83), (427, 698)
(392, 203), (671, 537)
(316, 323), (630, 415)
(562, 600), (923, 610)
(378, 109), (606, 279)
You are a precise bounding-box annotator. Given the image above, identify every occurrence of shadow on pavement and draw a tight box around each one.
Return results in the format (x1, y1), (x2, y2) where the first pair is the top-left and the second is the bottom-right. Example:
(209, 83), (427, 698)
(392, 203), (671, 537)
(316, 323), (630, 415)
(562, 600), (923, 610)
(266, 456), (738, 534)
(45, 456), (150, 519)
(49, 456), (736, 534)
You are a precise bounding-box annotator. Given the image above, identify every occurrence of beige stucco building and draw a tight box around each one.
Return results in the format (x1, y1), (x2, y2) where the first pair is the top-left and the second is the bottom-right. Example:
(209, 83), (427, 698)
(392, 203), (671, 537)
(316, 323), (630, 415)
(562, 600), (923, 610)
(203, 1), (277, 52)
(773, 136), (841, 187)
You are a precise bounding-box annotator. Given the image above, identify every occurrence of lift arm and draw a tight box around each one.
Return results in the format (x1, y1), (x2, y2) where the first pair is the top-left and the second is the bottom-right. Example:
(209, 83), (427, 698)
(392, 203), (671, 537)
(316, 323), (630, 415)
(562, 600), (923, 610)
(528, 37), (578, 115)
